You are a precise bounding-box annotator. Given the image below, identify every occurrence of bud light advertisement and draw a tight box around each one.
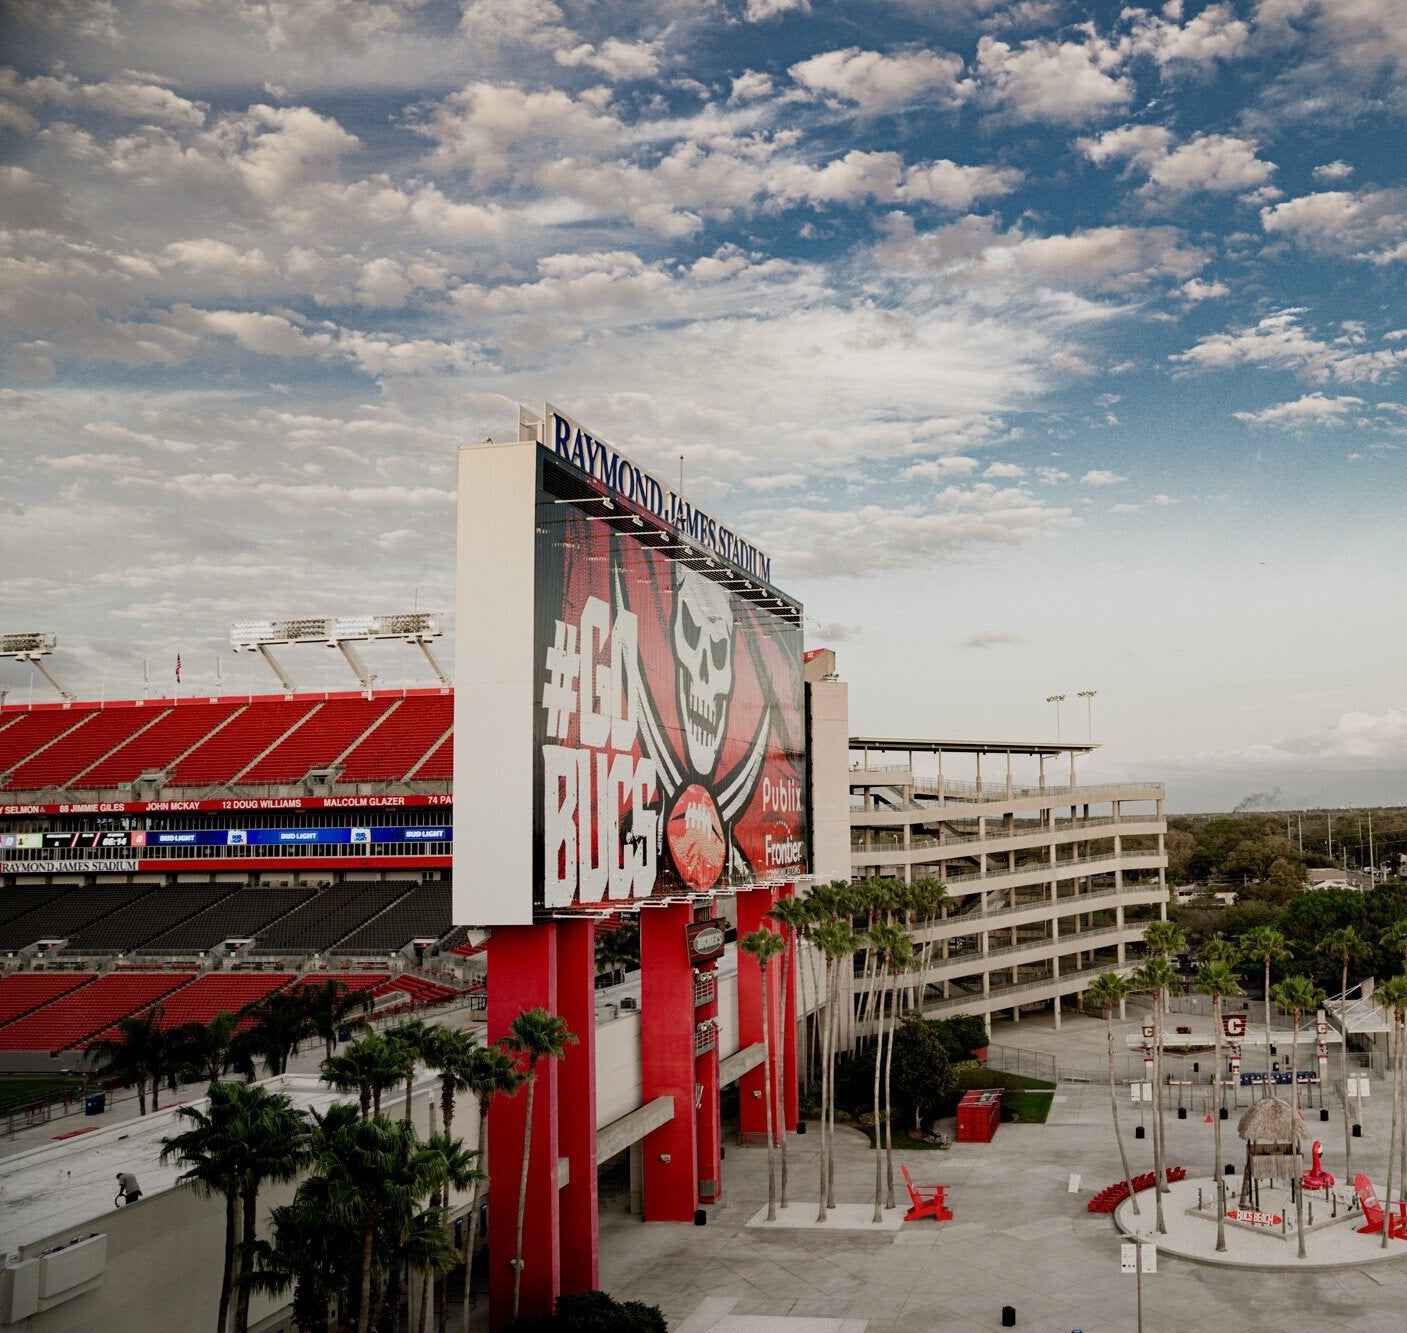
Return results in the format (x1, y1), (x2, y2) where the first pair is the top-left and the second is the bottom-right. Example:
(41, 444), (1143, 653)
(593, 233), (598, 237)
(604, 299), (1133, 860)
(534, 464), (807, 910)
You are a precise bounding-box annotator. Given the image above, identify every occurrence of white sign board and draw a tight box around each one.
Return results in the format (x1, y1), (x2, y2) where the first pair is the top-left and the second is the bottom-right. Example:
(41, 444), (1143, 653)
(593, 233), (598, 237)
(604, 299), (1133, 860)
(1120, 1243), (1157, 1274)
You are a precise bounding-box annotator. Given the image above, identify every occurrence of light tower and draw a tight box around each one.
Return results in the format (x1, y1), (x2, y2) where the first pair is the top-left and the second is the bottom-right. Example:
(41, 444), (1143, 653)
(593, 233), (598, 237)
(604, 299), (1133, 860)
(1046, 693), (1066, 742)
(231, 612), (449, 693)
(0, 632), (74, 701)
(1077, 689), (1097, 742)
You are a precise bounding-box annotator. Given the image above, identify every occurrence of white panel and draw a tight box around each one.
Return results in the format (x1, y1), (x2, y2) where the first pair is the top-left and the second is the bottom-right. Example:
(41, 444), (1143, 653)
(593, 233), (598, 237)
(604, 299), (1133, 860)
(594, 1011), (644, 1127)
(808, 679), (851, 883)
(454, 442), (538, 926)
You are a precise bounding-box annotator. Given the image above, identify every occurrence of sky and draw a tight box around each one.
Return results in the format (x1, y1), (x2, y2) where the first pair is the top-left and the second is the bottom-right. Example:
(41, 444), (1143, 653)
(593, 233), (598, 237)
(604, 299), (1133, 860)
(0, 0), (1403, 814)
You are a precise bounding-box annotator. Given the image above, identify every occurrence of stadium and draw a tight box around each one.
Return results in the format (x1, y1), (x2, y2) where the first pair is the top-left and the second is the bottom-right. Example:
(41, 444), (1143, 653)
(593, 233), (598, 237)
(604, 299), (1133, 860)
(0, 409), (1168, 1332)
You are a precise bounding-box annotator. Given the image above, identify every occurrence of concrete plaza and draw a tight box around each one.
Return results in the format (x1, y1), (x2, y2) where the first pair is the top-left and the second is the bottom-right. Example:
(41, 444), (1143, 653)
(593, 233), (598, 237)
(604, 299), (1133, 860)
(600, 1009), (1407, 1333)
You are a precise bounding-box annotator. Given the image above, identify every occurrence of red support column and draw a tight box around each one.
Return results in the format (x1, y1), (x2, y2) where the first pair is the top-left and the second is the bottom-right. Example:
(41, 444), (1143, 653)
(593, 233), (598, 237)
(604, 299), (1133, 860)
(554, 917), (599, 1295)
(736, 886), (781, 1146)
(639, 900), (699, 1221)
(779, 883), (799, 1132)
(487, 925), (561, 1330)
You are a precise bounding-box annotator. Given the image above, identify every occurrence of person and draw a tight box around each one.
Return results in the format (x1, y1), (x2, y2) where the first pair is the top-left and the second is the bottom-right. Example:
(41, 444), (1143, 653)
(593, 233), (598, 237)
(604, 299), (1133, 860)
(116, 1171), (142, 1204)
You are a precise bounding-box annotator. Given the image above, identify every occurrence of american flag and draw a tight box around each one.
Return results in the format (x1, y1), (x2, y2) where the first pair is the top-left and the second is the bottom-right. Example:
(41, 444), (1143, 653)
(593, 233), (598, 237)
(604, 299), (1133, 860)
(174, 654), (182, 683)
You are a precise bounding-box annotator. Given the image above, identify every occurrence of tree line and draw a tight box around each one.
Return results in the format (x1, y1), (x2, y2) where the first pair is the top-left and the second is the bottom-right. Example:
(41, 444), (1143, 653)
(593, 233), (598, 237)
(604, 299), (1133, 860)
(93, 987), (587, 1332)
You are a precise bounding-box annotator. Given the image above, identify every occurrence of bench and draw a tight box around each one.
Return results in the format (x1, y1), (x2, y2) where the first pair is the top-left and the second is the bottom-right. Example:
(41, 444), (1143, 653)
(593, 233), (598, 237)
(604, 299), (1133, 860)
(901, 1165), (952, 1223)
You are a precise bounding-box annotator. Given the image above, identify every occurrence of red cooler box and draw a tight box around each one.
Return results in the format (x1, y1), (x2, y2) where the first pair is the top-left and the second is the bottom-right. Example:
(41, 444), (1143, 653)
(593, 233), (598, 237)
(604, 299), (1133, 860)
(956, 1089), (1002, 1143)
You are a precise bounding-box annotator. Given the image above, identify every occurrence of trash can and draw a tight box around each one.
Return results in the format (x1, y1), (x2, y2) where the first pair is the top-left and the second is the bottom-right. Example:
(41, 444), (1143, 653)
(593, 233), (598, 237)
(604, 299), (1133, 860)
(84, 1092), (106, 1116)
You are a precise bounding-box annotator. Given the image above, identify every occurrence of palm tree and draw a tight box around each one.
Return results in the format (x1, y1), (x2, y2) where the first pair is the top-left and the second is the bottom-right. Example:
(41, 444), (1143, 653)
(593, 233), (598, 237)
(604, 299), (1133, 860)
(499, 1008), (576, 1320)
(418, 1027), (480, 1333)
(1131, 956), (1178, 1234)
(239, 988), (314, 1077)
(812, 917), (858, 1221)
(1320, 925), (1367, 1173)
(1239, 926), (1291, 1094)
(1271, 974), (1326, 1260)
(460, 1046), (523, 1333)
(403, 1134), (478, 1333)
(246, 1191), (353, 1333)
(322, 1030), (405, 1120)
(161, 1081), (245, 1333)
(906, 877), (949, 1013)
(301, 979), (374, 1061)
(162, 1080), (309, 1333)
(1374, 976), (1407, 1249)
(306, 1104), (449, 1333)
(90, 1006), (168, 1115)
(168, 1010), (244, 1088)
(881, 928), (915, 1210)
(766, 892), (812, 1208)
(1194, 953), (1242, 1251)
(740, 927), (786, 1221)
(1087, 972), (1139, 1218)
(387, 1018), (433, 1122)
(1142, 920), (1185, 962)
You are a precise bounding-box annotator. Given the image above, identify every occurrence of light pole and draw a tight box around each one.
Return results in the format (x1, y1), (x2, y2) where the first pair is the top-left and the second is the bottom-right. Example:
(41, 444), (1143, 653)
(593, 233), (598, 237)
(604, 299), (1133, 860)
(1078, 689), (1097, 742)
(1046, 694), (1065, 742)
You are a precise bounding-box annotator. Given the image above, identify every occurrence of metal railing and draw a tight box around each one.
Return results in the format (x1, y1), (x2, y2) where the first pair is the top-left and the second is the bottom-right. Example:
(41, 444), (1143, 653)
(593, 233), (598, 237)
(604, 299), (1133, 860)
(984, 1044), (1057, 1083)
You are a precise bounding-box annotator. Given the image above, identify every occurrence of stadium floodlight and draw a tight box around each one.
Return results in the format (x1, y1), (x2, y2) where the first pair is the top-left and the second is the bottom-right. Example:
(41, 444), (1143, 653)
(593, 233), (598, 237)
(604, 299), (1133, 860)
(230, 612), (448, 692)
(0, 631), (74, 701)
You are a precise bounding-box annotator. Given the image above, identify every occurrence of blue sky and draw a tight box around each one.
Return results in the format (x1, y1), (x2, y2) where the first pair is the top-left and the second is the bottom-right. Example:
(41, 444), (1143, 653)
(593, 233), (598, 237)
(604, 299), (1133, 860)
(0, 0), (1403, 812)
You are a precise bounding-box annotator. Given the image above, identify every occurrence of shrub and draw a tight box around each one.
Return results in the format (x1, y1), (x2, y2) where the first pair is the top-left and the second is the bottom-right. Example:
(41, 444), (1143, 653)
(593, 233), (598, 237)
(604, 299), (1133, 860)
(507, 1290), (668, 1332)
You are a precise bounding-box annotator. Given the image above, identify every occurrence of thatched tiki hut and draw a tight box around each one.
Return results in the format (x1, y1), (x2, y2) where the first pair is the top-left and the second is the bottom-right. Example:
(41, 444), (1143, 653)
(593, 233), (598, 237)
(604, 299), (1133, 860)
(1238, 1096), (1301, 1210)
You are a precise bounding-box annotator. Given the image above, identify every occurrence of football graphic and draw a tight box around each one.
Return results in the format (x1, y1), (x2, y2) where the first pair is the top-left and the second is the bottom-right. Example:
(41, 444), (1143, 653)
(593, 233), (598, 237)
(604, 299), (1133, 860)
(667, 783), (726, 891)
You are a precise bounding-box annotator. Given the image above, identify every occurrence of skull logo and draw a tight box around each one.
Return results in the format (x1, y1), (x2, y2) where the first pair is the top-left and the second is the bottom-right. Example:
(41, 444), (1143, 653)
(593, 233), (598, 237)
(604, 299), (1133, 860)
(673, 569), (735, 777)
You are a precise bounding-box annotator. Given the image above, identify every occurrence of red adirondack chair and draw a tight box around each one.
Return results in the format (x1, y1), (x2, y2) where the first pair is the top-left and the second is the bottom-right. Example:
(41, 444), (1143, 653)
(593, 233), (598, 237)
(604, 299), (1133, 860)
(900, 1165), (953, 1223)
(1354, 1173), (1407, 1239)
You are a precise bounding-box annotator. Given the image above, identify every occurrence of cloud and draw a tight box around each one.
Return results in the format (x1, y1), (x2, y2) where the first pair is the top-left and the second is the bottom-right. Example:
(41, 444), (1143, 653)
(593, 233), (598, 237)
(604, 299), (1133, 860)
(421, 82), (622, 184)
(1312, 160), (1353, 181)
(768, 482), (1076, 576)
(960, 629), (1024, 649)
(1164, 709), (1407, 773)
(1080, 468), (1126, 485)
(982, 461), (1025, 478)
(901, 456), (981, 479)
(1080, 125), (1275, 197)
(1173, 310), (1407, 384)
(875, 214), (1206, 293)
(789, 46), (967, 113)
(1261, 189), (1407, 264)
(556, 38), (662, 81)
(745, 0), (809, 19)
(1125, 2), (1251, 68)
(729, 71), (774, 102)
(975, 31), (1131, 125)
(1233, 392), (1366, 429)
(1181, 277), (1229, 301)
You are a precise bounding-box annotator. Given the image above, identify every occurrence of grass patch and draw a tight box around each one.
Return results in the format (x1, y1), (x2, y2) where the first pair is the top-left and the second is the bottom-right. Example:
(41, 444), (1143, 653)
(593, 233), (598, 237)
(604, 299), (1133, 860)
(858, 1126), (949, 1151)
(1002, 1089), (1054, 1123)
(0, 1074), (92, 1114)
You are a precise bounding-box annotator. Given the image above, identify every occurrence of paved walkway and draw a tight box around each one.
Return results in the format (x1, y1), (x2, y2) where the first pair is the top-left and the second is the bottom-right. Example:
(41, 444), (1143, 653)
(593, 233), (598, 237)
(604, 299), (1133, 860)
(601, 1010), (1407, 1332)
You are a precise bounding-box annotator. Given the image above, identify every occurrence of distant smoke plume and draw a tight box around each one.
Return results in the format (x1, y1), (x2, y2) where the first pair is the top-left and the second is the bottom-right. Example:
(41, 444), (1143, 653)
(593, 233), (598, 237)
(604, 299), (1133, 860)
(1233, 787), (1284, 812)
